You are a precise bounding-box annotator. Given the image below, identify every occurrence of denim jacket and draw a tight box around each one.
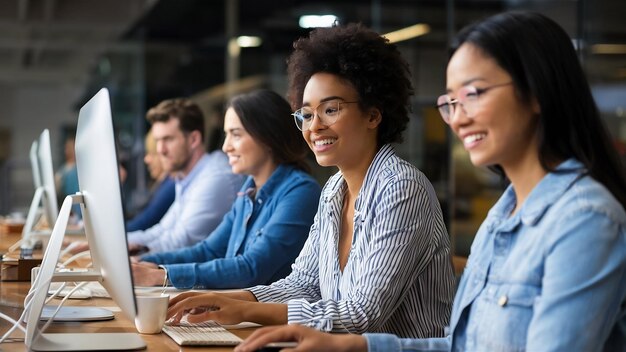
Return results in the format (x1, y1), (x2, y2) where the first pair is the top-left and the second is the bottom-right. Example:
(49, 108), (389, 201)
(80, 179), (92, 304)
(141, 164), (321, 289)
(365, 159), (626, 352)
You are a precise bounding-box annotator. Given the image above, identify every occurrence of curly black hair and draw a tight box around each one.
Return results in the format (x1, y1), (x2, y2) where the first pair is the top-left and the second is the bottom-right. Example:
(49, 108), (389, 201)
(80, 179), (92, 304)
(287, 23), (414, 145)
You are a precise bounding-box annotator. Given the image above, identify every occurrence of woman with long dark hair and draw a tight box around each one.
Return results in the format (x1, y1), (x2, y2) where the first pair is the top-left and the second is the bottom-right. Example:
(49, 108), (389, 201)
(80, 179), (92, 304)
(233, 12), (626, 352)
(131, 89), (320, 289)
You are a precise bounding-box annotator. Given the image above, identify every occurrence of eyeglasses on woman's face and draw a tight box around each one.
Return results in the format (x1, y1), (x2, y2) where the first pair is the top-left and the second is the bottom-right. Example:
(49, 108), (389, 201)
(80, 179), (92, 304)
(292, 100), (359, 131)
(437, 82), (512, 124)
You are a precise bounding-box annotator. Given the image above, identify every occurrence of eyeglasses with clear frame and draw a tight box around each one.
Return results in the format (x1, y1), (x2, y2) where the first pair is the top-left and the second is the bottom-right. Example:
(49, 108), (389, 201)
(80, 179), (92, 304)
(292, 100), (359, 131)
(436, 82), (512, 124)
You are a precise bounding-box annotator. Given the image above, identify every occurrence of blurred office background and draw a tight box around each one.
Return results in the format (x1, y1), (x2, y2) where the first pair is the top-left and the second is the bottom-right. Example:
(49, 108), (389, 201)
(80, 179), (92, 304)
(0, 0), (624, 258)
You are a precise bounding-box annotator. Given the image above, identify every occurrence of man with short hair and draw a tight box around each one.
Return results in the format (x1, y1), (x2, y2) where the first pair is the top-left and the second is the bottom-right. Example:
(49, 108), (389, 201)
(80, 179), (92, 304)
(127, 98), (244, 254)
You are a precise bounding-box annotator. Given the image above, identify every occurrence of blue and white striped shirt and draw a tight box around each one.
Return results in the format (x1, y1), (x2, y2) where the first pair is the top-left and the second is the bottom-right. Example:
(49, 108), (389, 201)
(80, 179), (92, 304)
(249, 144), (456, 338)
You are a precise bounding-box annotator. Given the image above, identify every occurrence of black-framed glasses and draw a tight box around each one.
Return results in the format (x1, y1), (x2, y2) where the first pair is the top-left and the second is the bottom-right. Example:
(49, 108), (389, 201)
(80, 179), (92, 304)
(292, 100), (359, 131)
(436, 82), (512, 124)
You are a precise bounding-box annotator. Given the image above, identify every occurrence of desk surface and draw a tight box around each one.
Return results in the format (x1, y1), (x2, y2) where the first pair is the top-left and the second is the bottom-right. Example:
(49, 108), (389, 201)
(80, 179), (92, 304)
(0, 224), (255, 351)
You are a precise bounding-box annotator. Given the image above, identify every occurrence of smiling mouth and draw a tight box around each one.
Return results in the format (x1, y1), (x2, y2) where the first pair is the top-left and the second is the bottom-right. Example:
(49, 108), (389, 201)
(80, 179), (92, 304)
(463, 133), (486, 145)
(314, 138), (336, 146)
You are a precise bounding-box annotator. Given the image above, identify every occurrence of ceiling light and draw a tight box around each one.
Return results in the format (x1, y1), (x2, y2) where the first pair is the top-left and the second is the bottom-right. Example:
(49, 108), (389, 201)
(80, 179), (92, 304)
(592, 44), (626, 54)
(237, 36), (262, 48)
(299, 15), (338, 28)
(228, 38), (240, 57)
(384, 24), (430, 43)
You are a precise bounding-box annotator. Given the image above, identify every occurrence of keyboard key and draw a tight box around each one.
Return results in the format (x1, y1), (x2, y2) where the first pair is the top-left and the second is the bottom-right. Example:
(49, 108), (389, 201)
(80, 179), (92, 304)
(162, 321), (243, 346)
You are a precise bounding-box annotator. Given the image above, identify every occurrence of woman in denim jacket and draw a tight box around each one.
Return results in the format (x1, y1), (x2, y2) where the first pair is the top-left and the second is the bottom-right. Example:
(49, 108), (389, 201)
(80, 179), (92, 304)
(234, 11), (626, 352)
(131, 90), (321, 289)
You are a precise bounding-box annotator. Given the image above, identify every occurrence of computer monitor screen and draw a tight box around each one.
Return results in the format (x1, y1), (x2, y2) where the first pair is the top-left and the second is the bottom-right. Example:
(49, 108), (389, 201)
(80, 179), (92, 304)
(73, 88), (137, 320)
(37, 129), (59, 227)
(19, 129), (59, 251)
(25, 88), (143, 350)
(29, 139), (42, 189)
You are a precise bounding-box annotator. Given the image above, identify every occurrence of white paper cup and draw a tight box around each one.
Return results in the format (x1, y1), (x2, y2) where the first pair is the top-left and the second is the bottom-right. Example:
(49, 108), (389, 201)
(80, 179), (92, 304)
(134, 294), (169, 334)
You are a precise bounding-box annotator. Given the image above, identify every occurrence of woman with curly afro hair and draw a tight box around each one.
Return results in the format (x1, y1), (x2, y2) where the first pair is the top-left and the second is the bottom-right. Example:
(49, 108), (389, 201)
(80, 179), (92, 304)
(233, 12), (626, 352)
(166, 23), (456, 339)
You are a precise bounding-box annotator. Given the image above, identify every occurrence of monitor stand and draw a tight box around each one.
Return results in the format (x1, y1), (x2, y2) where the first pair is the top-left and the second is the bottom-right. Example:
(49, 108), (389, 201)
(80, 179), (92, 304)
(7, 187), (85, 256)
(30, 333), (146, 351)
(36, 306), (111, 323)
(7, 186), (85, 257)
(7, 186), (46, 254)
(40, 306), (114, 322)
(14, 190), (106, 322)
(40, 270), (115, 321)
(25, 194), (146, 351)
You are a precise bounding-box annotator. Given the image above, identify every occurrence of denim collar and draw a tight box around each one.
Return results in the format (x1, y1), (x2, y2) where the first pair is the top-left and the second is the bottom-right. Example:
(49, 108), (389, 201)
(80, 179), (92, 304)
(489, 158), (586, 229)
(239, 164), (295, 203)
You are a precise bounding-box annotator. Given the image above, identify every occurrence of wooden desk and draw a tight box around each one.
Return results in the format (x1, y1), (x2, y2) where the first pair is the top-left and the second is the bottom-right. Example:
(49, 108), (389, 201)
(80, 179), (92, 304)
(0, 227), (22, 253)
(0, 226), (256, 351)
(0, 281), (256, 351)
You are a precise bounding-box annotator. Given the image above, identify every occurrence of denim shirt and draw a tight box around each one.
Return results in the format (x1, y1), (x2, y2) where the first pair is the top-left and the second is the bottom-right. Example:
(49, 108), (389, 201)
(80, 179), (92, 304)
(365, 159), (626, 352)
(141, 164), (321, 289)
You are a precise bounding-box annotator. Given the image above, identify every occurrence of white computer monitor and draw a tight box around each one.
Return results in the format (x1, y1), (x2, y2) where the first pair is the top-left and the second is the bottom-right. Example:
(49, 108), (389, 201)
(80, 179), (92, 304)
(14, 129), (60, 254)
(29, 139), (42, 189)
(38, 129), (59, 227)
(24, 88), (145, 351)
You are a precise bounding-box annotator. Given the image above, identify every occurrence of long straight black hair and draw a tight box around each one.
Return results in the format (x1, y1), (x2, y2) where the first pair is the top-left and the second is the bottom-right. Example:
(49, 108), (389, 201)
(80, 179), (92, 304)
(451, 11), (626, 208)
(227, 89), (310, 173)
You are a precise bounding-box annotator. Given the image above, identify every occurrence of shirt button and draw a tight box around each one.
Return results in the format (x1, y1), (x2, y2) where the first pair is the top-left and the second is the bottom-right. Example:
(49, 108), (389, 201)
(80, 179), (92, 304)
(498, 295), (508, 307)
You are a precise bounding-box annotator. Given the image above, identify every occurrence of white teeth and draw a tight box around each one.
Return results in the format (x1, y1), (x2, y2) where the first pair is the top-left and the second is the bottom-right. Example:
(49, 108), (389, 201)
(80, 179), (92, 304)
(464, 133), (486, 144)
(314, 138), (336, 146)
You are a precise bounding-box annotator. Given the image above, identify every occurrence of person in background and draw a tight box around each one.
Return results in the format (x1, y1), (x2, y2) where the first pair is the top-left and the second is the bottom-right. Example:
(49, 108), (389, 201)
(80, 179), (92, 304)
(167, 23), (456, 339)
(125, 98), (245, 254)
(125, 130), (175, 232)
(131, 90), (320, 289)
(234, 11), (626, 352)
(55, 132), (78, 200)
(68, 99), (245, 255)
(54, 131), (80, 219)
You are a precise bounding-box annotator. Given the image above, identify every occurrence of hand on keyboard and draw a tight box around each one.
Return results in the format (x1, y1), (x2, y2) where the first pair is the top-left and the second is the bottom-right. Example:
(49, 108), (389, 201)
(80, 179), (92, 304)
(162, 321), (242, 346)
(167, 291), (250, 325)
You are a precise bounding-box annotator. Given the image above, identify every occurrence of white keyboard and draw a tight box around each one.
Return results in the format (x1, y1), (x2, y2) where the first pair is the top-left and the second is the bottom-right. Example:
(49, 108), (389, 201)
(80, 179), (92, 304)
(162, 321), (243, 346)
